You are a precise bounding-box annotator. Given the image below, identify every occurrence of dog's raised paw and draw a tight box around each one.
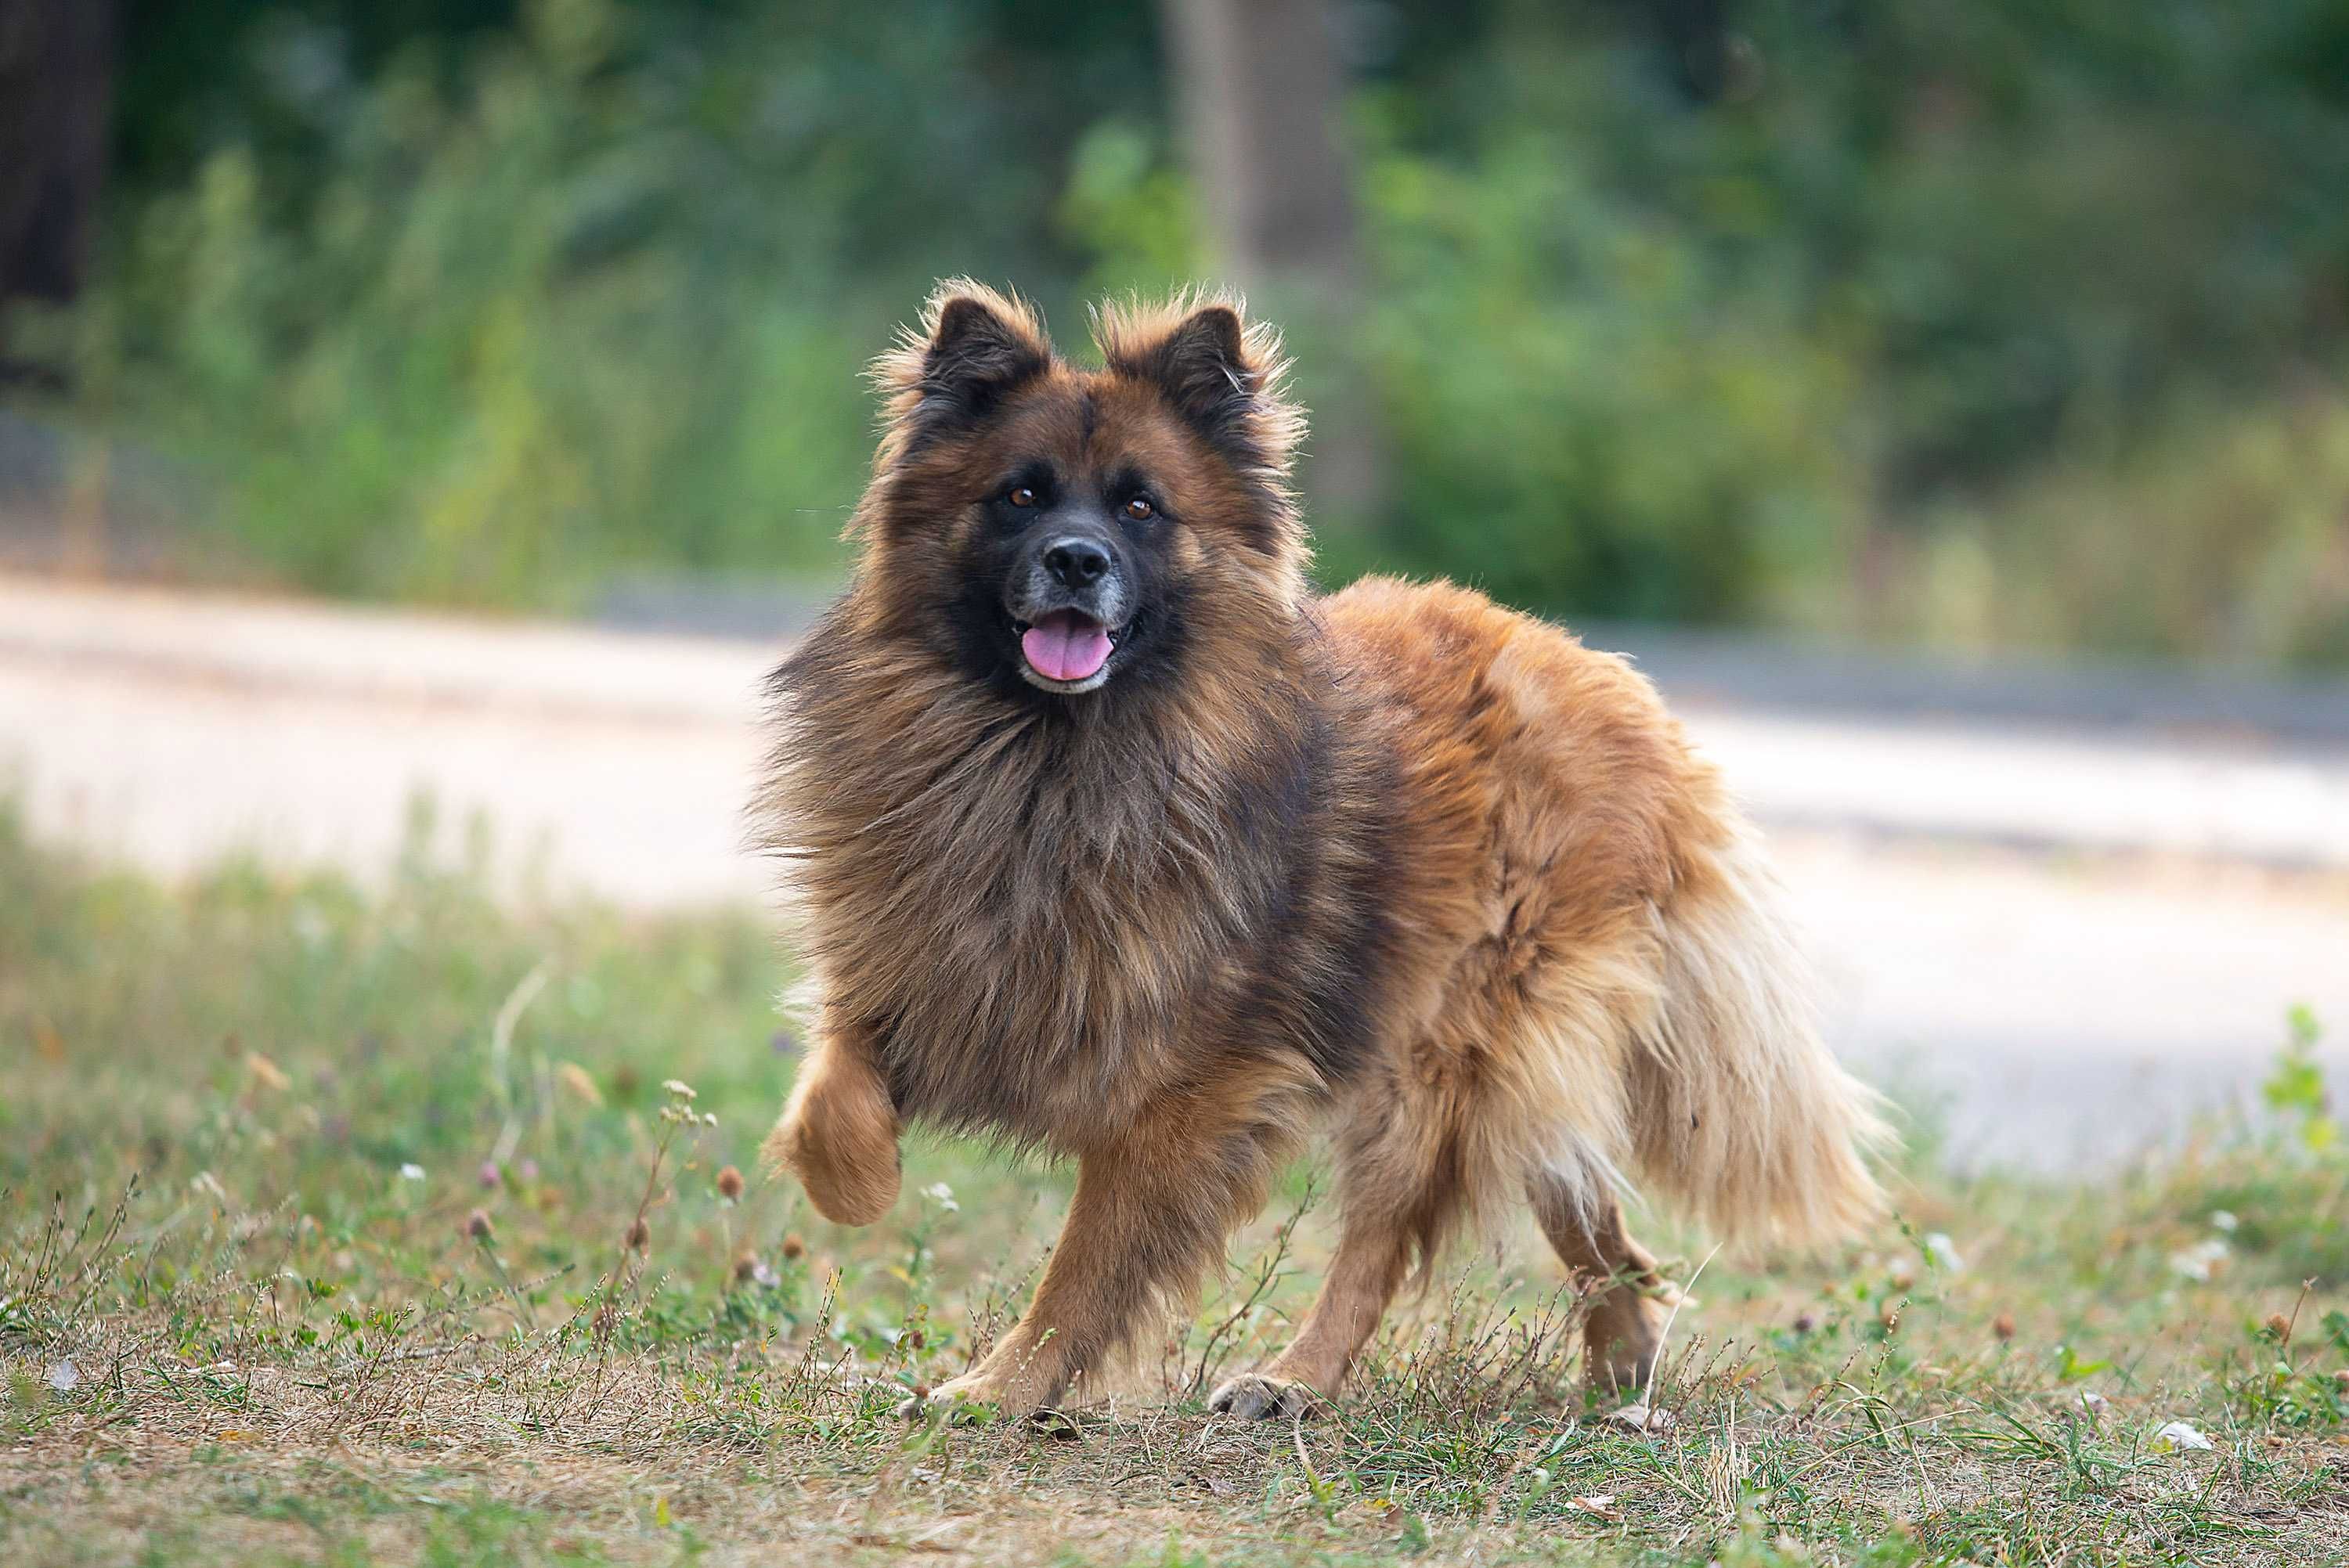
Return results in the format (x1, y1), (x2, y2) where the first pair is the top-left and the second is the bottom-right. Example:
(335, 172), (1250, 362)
(1207, 1372), (1316, 1421)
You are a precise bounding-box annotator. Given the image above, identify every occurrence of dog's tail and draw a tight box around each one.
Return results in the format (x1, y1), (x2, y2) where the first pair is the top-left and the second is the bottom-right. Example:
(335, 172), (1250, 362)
(1626, 822), (1892, 1249)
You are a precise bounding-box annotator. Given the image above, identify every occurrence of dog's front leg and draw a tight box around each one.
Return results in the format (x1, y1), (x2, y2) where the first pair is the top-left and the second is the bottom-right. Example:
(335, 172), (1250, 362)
(911, 1098), (1283, 1421)
(762, 1016), (900, 1226)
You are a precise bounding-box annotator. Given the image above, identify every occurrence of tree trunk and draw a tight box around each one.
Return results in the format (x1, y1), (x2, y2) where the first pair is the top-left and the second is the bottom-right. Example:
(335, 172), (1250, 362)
(1158, 0), (1380, 528)
(0, 0), (117, 379)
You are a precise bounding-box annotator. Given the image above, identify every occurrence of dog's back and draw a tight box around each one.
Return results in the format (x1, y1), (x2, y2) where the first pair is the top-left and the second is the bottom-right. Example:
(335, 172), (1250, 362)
(1180, 574), (1893, 1407)
(1317, 573), (1889, 1261)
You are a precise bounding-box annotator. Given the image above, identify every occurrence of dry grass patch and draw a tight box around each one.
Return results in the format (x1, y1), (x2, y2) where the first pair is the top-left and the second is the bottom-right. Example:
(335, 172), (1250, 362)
(4, 810), (2347, 1565)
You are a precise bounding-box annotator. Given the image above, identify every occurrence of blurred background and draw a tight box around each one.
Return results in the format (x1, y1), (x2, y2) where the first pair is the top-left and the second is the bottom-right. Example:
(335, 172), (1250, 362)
(2, 0), (2347, 1162)
(3, 0), (2347, 655)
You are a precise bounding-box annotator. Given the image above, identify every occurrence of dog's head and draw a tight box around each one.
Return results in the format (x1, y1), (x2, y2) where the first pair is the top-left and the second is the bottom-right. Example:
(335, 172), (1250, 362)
(846, 282), (1308, 701)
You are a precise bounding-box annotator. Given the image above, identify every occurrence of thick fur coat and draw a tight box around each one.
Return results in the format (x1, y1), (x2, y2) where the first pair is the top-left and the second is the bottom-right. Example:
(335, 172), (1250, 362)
(757, 283), (1889, 1417)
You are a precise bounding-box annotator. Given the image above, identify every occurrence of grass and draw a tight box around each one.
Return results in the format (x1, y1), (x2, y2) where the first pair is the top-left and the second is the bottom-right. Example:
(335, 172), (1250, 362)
(2, 805), (2346, 1566)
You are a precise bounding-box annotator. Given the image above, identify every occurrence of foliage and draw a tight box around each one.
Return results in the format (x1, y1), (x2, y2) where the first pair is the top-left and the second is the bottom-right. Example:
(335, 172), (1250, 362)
(1348, 121), (1867, 624)
(2264, 1004), (2336, 1152)
(1340, 0), (2349, 647)
(9, 0), (2349, 658)
(42, 0), (1168, 607)
(2142, 1007), (2349, 1281)
(1867, 384), (2349, 664)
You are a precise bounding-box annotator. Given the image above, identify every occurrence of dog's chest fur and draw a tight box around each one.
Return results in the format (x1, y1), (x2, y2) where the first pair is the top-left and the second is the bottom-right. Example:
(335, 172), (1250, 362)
(761, 629), (1340, 1149)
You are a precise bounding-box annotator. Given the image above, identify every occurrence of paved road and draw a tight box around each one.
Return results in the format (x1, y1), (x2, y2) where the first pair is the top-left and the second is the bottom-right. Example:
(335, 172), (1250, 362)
(5, 572), (2345, 1168)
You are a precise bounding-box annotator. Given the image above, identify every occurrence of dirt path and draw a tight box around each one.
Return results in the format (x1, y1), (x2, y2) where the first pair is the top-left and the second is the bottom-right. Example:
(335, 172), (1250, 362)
(5, 571), (2345, 1166)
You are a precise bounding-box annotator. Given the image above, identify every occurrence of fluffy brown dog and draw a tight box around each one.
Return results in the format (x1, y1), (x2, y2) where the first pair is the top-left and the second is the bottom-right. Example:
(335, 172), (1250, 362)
(757, 282), (1889, 1420)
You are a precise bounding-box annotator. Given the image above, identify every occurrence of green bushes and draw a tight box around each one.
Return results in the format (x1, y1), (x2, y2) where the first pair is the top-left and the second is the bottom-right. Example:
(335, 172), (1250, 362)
(71, 3), (974, 604)
(15, 0), (2349, 661)
(1333, 1), (2349, 649)
(1348, 127), (1867, 626)
(1877, 385), (2349, 665)
(55, 0), (1169, 607)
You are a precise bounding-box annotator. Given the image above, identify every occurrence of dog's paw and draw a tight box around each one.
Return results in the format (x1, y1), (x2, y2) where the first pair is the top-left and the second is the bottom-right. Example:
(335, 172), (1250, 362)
(897, 1370), (1044, 1425)
(1582, 1287), (1673, 1395)
(762, 1054), (901, 1226)
(897, 1382), (998, 1425)
(1206, 1372), (1318, 1421)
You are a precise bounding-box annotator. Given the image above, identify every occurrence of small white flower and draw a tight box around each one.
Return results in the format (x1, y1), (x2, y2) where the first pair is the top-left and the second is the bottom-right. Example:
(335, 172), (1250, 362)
(922, 1181), (959, 1213)
(1924, 1232), (1965, 1273)
(2151, 1419), (2214, 1452)
(662, 1080), (698, 1101)
(2169, 1238), (2229, 1281)
(399, 1163), (427, 1182)
(2209, 1209), (2238, 1233)
(751, 1260), (781, 1289)
(45, 1360), (79, 1393)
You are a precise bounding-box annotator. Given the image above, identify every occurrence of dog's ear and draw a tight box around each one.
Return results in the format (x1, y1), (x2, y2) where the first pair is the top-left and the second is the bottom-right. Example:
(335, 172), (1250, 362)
(1135, 305), (1254, 442)
(1099, 296), (1302, 479)
(922, 290), (1052, 413)
(873, 281), (1052, 460)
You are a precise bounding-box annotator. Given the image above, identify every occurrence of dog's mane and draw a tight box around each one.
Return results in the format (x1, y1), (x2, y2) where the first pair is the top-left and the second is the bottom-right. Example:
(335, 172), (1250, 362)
(754, 601), (1354, 1149)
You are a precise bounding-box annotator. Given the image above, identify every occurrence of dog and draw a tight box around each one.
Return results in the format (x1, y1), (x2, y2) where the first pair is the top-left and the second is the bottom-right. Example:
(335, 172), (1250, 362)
(756, 281), (1889, 1420)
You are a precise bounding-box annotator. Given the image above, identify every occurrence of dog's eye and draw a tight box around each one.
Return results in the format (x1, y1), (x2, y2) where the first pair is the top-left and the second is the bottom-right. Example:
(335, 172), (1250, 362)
(1007, 485), (1038, 509)
(1123, 496), (1155, 522)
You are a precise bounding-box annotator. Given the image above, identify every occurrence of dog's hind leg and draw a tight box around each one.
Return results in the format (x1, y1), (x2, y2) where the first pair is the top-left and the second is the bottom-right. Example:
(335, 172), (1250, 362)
(1529, 1175), (1672, 1395)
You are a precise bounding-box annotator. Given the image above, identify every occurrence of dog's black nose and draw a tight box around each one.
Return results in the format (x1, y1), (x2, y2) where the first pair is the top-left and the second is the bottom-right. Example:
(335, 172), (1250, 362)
(1043, 538), (1111, 588)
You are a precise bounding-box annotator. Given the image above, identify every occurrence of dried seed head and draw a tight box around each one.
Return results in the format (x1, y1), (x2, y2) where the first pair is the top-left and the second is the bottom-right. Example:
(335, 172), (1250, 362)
(466, 1209), (494, 1241)
(625, 1217), (650, 1252)
(1993, 1312), (2017, 1340)
(2333, 1368), (2348, 1391)
(780, 1232), (806, 1260)
(557, 1062), (605, 1107)
(716, 1165), (745, 1202)
(2263, 1313), (2291, 1342)
(904, 1328), (926, 1350)
(1791, 1313), (1816, 1335)
(733, 1249), (760, 1282)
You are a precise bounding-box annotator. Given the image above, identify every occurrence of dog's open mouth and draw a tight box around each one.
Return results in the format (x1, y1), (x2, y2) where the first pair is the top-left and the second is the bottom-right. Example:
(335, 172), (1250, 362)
(1014, 608), (1121, 686)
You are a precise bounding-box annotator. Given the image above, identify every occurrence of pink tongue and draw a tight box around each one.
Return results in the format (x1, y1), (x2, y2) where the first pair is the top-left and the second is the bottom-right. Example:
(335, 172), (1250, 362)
(1021, 611), (1113, 683)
